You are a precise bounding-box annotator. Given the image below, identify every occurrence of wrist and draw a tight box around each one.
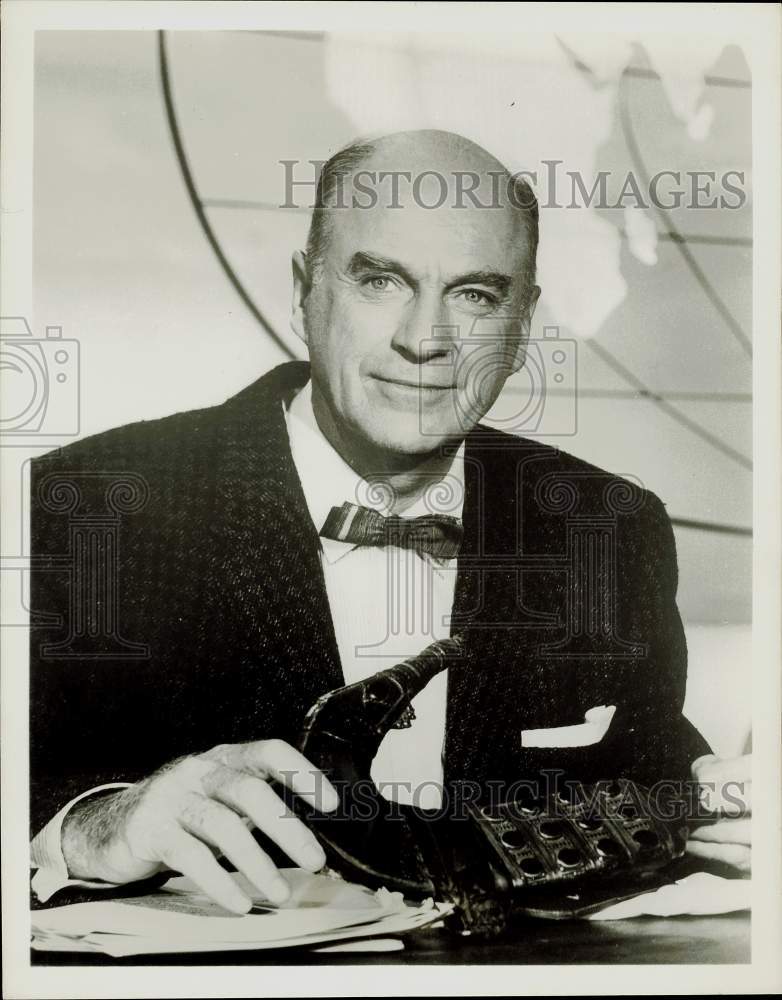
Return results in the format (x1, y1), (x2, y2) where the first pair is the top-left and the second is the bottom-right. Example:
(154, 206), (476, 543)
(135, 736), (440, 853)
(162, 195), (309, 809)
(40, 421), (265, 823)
(60, 787), (136, 882)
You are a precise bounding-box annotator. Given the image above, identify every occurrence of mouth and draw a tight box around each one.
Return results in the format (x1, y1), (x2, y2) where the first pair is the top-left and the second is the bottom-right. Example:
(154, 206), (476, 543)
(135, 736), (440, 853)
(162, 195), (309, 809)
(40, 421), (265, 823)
(372, 375), (457, 392)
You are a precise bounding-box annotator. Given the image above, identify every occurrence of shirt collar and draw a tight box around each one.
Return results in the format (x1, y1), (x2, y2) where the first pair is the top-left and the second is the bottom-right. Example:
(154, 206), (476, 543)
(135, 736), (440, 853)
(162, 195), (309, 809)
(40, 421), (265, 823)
(284, 381), (465, 565)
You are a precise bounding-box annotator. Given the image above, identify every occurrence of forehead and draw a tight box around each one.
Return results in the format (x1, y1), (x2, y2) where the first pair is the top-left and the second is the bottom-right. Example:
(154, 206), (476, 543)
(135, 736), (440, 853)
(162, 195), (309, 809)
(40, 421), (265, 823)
(326, 175), (530, 276)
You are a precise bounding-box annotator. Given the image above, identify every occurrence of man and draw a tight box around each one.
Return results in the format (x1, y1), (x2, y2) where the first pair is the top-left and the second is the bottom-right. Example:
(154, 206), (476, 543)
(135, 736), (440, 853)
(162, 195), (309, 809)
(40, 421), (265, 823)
(30, 130), (750, 915)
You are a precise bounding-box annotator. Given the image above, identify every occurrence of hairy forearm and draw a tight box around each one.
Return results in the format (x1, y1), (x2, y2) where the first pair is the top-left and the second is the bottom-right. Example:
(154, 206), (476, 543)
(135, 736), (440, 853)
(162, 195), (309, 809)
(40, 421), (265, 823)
(60, 784), (151, 882)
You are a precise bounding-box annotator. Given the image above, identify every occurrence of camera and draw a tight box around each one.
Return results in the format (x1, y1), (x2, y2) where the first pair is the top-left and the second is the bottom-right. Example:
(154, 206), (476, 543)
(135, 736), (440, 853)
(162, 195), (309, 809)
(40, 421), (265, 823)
(0, 317), (80, 438)
(418, 321), (577, 438)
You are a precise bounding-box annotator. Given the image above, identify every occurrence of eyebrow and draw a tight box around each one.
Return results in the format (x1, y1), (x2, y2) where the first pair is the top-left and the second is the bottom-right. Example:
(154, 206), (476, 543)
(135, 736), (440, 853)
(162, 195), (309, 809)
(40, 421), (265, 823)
(444, 270), (512, 296)
(347, 251), (417, 286)
(347, 252), (513, 296)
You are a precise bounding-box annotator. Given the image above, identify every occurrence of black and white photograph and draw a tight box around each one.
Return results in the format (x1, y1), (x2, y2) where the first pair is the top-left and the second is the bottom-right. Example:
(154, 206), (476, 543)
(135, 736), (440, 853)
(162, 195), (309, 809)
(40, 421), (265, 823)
(2, 2), (780, 996)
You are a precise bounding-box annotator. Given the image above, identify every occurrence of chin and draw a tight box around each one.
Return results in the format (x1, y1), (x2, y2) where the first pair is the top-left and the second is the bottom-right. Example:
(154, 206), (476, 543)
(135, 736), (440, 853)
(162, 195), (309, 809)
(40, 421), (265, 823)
(384, 435), (446, 457)
(367, 422), (462, 460)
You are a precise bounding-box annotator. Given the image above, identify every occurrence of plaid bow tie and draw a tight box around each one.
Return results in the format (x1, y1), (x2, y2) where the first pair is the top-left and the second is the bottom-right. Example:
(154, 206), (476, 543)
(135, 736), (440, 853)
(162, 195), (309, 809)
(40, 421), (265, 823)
(320, 502), (463, 560)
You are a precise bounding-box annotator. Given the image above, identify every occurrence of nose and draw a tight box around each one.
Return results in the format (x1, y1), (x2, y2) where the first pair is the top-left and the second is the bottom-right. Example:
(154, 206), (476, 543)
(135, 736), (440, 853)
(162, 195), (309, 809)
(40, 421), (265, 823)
(390, 290), (456, 364)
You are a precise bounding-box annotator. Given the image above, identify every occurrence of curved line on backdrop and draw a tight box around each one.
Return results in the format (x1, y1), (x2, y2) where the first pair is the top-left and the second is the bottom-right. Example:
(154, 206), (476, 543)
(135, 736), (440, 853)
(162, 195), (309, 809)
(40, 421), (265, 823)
(157, 30), (297, 361)
(618, 71), (752, 360)
(157, 30), (752, 533)
(586, 339), (753, 471)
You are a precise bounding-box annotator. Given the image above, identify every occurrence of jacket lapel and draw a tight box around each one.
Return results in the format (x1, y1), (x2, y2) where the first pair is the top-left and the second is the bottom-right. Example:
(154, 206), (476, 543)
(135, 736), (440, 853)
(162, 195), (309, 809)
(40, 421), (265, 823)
(211, 363), (344, 728)
(444, 428), (554, 784)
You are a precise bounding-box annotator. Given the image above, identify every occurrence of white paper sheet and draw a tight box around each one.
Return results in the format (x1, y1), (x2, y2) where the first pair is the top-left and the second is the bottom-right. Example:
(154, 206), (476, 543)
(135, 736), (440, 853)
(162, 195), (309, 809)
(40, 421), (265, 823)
(587, 873), (751, 920)
(31, 868), (453, 956)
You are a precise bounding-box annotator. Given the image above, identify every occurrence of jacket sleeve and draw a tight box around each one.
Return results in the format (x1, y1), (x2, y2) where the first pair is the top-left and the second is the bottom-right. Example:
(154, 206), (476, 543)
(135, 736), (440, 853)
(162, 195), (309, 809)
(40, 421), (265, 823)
(28, 450), (154, 839)
(610, 489), (712, 785)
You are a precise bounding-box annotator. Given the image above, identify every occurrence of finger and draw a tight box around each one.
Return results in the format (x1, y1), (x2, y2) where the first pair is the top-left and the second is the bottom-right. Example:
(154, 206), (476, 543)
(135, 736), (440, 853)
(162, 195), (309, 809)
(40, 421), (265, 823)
(696, 778), (752, 817)
(691, 755), (752, 815)
(210, 771), (327, 873)
(689, 818), (751, 846)
(685, 839), (751, 873)
(155, 826), (253, 914)
(212, 740), (340, 812)
(179, 795), (290, 904)
(692, 754), (751, 784)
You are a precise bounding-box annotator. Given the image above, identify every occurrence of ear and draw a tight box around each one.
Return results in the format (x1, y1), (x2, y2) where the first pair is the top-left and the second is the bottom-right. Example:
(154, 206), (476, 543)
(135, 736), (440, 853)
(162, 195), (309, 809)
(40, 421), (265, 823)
(290, 250), (311, 345)
(510, 285), (541, 374)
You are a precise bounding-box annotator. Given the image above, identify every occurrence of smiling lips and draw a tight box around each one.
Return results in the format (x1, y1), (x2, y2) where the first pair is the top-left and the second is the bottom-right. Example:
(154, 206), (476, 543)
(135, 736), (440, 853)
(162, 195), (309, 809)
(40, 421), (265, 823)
(373, 375), (457, 391)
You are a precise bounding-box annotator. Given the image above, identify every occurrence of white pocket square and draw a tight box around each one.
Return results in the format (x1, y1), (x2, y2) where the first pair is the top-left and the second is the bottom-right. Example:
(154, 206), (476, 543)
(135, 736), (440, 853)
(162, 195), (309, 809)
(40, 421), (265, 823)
(521, 705), (617, 749)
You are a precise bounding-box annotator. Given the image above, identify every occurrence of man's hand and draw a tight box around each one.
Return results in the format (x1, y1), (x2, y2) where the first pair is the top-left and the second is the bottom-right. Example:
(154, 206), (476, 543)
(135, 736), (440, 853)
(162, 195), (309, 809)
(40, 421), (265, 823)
(686, 753), (751, 874)
(61, 740), (340, 913)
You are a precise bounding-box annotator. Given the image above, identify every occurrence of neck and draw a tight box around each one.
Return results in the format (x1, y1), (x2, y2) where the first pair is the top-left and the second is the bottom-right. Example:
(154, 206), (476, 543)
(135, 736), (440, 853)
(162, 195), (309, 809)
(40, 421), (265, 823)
(311, 385), (462, 515)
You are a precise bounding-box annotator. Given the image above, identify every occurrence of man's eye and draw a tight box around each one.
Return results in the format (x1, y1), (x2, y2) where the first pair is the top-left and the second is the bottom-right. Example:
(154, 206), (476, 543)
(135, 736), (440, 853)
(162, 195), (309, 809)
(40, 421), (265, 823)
(363, 275), (394, 292)
(459, 289), (496, 307)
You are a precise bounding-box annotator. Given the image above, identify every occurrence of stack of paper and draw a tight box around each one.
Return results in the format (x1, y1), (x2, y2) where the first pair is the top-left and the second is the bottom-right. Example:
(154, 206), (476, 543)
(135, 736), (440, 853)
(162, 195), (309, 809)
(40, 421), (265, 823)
(31, 869), (453, 957)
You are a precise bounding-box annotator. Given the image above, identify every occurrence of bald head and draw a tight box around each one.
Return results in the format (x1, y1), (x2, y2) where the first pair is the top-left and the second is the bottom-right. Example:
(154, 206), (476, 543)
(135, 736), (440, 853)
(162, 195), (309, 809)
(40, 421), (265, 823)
(354, 129), (511, 180)
(306, 129), (538, 299)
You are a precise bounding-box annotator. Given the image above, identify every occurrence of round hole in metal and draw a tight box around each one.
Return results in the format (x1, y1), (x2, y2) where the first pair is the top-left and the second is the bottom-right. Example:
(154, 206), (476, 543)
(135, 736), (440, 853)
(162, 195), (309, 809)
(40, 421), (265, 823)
(632, 828), (660, 850)
(500, 828), (527, 850)
(596, 837), (622, 857)
(557, 847), (582, 868)
(520, 855), (545, 876)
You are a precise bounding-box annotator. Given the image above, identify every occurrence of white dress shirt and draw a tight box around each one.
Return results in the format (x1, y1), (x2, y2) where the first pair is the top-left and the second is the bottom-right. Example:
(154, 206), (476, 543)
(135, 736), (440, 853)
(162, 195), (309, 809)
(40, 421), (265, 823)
(286, 381), (464, 810)
(30, 379), (464, 898)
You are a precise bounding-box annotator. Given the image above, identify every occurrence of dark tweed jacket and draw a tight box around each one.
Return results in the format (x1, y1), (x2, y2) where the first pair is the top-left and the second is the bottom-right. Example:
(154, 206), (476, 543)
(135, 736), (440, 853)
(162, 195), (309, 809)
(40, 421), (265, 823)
(30, 362), (708, 836)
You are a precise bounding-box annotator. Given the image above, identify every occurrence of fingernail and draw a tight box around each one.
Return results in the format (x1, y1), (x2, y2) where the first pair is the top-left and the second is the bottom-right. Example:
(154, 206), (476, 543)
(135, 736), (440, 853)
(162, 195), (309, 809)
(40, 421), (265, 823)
(302, 843), (326, 871)
(266, 877), (290, 905)
(321, 788), (340, 812)
(230, 893), (252, 914)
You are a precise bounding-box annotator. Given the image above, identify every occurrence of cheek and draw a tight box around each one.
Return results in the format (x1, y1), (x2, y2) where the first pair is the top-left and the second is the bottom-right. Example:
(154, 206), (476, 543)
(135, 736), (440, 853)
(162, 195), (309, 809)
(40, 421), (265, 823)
(453, 337), (519, 424)
(308, 289), (384, 361)
(305, 294), (374, 414)
(460, 340), (516, 391)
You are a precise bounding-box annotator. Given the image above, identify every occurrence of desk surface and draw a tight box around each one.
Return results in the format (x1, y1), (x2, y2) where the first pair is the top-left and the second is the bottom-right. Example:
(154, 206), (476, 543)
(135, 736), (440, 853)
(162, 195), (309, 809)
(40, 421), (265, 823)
(32, 911), (750, 966)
